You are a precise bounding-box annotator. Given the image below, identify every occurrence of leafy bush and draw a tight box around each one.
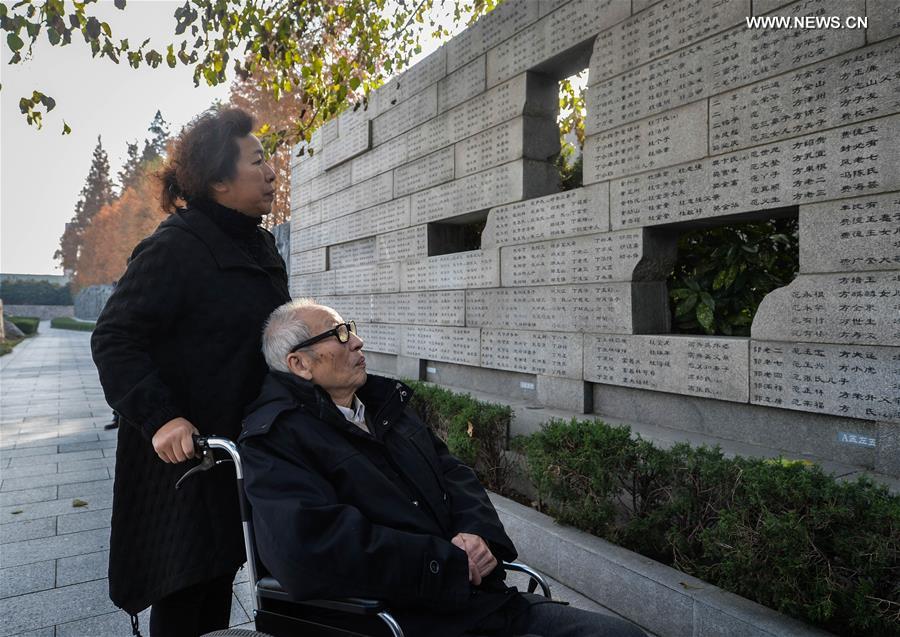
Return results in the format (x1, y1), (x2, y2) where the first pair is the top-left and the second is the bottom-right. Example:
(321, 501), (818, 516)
(668, 217), (799, 335)
(0, 280), (73, 305)
(8, 316), (39, 335)
(521, 418), (900, 637)
(406, 380), (513, 494)
(50, 316), (95, 331)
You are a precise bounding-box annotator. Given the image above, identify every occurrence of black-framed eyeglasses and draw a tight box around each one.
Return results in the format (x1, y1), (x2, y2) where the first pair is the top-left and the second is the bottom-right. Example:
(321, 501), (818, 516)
(289, 321), (357, 353)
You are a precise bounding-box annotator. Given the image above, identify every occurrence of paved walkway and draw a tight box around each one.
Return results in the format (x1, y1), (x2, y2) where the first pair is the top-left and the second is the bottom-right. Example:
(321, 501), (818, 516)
(1, 324), (615, 636)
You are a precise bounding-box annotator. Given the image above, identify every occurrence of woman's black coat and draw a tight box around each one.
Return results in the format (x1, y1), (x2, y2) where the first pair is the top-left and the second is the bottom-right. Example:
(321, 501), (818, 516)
(239, 372), (524, 637)
(91, 206), (290, 614)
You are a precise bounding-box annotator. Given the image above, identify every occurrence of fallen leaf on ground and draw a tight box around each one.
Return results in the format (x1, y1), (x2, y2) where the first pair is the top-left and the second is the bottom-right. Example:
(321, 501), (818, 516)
(11, 510), (23, 515)
(72, 499), (89, 508)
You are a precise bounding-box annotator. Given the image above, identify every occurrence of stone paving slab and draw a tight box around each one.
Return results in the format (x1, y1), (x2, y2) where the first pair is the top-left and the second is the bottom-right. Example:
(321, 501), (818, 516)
(6, 450), (105, 467)
(0, 487), (57, 509)
(1, 528), (109, 568)
(57, 479), (115, 499)
(0, 560), (56, 599)
(2, 491), (112, 523)
(0, 518), (57, 545)
(53, 609), (149, 637)
(56, 550), (109, 587)
(56, 508), (111, 535)
(0, 579), (118, 636)
(0, 468), (110, 492)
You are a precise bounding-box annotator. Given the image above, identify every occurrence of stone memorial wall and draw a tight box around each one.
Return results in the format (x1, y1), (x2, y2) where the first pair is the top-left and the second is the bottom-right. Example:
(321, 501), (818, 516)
(291, 0), (900, 476)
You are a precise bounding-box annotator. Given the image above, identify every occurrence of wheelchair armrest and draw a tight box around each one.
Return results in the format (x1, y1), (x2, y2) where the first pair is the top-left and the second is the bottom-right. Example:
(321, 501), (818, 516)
(503, 561), (552, 598)
(256, 576), (389, 615)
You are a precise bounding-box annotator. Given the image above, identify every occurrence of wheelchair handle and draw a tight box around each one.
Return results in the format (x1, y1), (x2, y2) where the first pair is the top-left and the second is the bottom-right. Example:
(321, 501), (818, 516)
(174, 435), (241, 489)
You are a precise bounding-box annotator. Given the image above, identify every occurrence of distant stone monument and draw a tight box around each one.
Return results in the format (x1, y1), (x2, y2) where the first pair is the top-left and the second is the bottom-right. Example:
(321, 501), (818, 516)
(290, 0), (900, 477)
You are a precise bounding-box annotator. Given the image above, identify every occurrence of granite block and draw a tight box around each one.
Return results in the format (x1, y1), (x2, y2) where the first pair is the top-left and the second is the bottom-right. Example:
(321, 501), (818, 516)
(500, 228), (676, 286)
(455, 117), (559, 179)
(749, 340), (900, 422)
(483, 184), (609, 248)
(401, 249), (500, 291)
(350, 134), (409, 185)
(799, 192), (900, 273)
(401, 326), (482, 367)
(357, 323), (401, 355)
(752, 271), (900, 346)
(393, 147), (455, 198)
(584, 100), (709, 184)
(372, 84), (438, 147)
(481, 329), (584, 379)
(709, 38), (900, 154)
(868, 0), (900, 42)
(294, 247), (328, 274)
(465, 282), (670, 334)
(329, 237), (377, 270)
(585, 334), (751, 403)
(611, 115), (900, 229)
(438, 55), (486, 113)
(411, 160), (558, 225)
(587, 0), (865, 132)
(589, 0), (748, 83)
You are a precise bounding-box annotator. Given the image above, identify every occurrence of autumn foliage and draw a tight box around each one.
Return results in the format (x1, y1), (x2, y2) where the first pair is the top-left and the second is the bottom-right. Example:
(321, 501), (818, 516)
(72, 163), (167, 292)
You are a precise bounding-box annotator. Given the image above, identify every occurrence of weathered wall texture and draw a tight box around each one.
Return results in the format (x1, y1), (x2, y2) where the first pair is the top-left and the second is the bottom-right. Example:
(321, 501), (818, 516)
(290, 0), (900, 475)
(74, 285), (115, 321)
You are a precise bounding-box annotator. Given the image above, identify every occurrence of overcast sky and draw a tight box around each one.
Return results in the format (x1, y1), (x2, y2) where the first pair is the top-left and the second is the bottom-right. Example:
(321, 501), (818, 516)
(0, 1), (240, 275)
(0, 0), (472, 276)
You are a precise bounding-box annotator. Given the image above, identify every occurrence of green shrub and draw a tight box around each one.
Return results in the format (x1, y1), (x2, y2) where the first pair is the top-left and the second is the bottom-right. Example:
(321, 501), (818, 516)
(0, 280), (73, 305)
(50, 316), (95, 331)
(8, 316), (39, 335)
(406, 380), (513, 493)
(521, 418), (900, 637)
(668, 217), (799, 336)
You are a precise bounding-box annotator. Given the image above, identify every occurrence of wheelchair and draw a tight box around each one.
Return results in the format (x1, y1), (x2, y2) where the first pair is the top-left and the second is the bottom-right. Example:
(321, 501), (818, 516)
(180, 436), (552, 637)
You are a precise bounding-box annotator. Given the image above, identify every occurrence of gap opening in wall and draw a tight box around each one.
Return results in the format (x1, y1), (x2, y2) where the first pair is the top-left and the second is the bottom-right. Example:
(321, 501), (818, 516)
(427, 211), (487, 256)
(556, 68), (587, 192)
(664, 207), (800, 337)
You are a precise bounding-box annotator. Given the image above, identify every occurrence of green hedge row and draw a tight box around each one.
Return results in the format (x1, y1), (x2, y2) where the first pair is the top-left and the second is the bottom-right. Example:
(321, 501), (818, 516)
(50, 316), (95, 331)
(407, 384), (900, 637)
(0, 280), (72, 305)
(8, 316), (39, 335)
(406, 381), (513, 494)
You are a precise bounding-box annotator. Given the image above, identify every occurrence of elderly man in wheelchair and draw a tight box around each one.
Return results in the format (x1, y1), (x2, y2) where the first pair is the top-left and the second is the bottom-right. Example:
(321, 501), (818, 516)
(223, 299), (646, 637)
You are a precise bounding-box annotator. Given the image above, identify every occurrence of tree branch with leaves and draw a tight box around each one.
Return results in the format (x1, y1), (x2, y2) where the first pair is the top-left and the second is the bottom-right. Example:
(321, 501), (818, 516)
(2, 0), (496, 148)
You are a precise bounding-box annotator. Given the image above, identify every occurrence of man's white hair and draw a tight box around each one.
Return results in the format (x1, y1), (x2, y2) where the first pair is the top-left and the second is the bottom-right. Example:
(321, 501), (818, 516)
(261, 298), (320, 372)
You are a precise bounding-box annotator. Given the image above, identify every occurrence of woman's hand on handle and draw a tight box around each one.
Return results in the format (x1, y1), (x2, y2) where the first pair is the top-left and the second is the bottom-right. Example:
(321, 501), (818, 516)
(152, 417), (199, 463)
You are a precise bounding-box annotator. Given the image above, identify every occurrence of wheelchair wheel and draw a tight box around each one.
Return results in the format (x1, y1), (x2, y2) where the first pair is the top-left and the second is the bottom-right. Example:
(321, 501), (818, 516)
(201, 630), (275, 637)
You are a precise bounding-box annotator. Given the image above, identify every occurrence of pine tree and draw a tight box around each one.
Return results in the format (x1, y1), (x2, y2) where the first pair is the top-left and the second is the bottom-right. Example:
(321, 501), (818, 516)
(140, 110), (170, 165)
(117, 141), (142, 194)
(54, 136), (115, 271)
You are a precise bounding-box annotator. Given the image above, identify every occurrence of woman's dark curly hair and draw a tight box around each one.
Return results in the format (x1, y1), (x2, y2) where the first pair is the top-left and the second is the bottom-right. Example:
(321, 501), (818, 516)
(159, 107), (256, 212)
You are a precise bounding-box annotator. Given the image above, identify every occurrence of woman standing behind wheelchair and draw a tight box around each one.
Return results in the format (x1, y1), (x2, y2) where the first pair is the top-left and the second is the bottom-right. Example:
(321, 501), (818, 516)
(91, 108), (290, 637)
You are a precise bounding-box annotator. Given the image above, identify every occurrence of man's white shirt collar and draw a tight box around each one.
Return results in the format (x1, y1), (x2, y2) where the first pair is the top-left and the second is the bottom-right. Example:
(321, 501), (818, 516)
(337, 395), (368, 433)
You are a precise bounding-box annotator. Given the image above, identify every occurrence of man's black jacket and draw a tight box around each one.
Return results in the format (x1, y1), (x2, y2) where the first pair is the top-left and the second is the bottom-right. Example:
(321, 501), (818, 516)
(239, 372), (523, 637)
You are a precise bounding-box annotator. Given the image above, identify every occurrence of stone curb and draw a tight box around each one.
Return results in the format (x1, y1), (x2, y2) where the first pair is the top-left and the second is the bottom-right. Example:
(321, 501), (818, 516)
(489, 493), (833, 637)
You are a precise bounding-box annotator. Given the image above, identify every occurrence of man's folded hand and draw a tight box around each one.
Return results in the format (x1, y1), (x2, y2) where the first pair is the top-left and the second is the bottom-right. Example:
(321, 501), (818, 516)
(451, 532), (498, 585)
